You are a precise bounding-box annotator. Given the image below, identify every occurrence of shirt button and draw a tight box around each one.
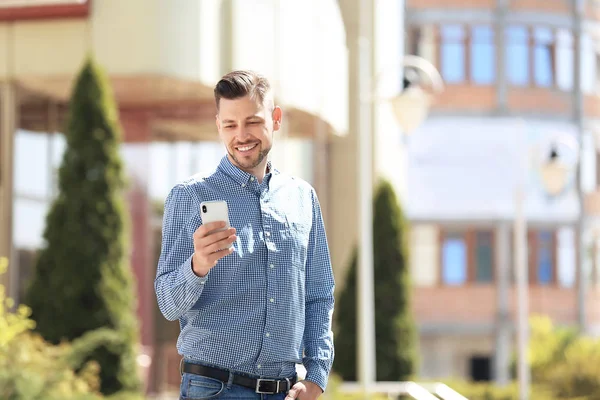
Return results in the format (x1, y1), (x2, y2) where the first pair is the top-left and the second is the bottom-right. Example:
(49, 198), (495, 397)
(266, 333), (270, 337)
(265, 232), (271, 237)
(250, 177), (255, 181)
(241, 183), (246, 187)
(269, 298), (275, 303)
(269, 264), (275, 269)
(257, 364), (262, 369)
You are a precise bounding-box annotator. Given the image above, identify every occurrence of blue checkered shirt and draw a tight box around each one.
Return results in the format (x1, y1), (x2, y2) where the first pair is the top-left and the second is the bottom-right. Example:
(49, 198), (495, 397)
(154, 156), (335, 391)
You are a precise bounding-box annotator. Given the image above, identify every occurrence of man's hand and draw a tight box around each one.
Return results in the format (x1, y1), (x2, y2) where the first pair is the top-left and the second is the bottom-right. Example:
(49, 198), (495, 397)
(285, 380), (322, 400)
(192, 221), (236, 277)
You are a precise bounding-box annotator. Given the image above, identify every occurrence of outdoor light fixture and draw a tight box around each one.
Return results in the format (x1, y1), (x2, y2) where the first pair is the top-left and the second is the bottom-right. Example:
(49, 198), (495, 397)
(388, 55), (445, 135)
(537, 135), (579, 197)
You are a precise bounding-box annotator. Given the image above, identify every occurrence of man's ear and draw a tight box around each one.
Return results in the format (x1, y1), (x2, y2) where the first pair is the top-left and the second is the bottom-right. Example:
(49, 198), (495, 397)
(215, 114), (221, 131)
(272, 106), (282, 131)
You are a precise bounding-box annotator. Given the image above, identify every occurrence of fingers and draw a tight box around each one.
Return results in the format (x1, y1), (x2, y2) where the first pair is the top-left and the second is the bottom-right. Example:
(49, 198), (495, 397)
(194, 226), (236, 249)
(205, 236), (236, 254)
(195, 221), (228, 238)
(285, 383), (303, 400)
(285, 388), (298, 400)
(207, 247), (235, 265)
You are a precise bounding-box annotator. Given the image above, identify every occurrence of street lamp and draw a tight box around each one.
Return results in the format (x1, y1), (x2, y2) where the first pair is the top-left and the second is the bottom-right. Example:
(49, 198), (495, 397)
(387, 55), (445, 135)
(514, 133), (579, 400)
(356, 51), (443, 395)
(537, 136), (579, 196)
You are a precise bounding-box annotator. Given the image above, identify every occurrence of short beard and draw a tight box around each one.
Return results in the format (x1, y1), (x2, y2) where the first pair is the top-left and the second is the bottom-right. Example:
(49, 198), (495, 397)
(228, 144), (271, 171)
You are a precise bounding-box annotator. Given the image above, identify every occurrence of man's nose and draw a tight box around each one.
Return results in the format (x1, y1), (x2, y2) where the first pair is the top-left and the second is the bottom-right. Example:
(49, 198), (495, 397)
(236, 124), (252, 139)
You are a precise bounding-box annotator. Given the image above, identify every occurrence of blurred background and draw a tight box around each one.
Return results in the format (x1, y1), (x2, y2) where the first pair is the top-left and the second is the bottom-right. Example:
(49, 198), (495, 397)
(2, 0), (600, 399)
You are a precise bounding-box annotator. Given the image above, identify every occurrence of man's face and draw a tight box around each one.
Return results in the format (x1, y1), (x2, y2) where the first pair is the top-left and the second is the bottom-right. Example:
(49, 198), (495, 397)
(216, 95), (282, 174)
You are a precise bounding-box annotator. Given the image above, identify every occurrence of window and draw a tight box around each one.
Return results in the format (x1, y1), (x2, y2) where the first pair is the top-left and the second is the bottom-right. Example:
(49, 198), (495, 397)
(595, 52), (600, 94)
(440, 229), (496, 286)
(581, 33), (596, 94)
(440, 25), (466, 83)
(555, 29), (574, 91)
(17, 248), (37, 304)
(527, 229), (556, 285)
(537, 231), (554, 284)
(410, 224), (439, 287)
(475, 231), (494, 282)
(533, 27), (554, 87)
(471, 26), (495, 84)
(557, 227), (576, 288)
(505, 25), (530, 85)
(442, 232), (467, 285)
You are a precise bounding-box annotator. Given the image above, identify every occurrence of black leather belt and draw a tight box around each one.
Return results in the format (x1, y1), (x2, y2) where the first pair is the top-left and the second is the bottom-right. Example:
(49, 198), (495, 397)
(181, 361), (296, 394)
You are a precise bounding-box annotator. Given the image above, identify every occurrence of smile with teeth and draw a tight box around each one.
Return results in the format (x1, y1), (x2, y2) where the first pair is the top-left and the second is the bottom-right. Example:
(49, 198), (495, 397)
(236, 143), (258, 152)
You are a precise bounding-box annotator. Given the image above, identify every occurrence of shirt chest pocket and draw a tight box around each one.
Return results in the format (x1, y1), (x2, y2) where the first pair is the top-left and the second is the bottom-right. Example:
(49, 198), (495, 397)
(279, 215), (311, 271)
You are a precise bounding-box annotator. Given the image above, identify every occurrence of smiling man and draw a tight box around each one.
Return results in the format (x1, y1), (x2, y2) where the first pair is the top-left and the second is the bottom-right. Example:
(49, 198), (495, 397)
(155, 70), (335, 400)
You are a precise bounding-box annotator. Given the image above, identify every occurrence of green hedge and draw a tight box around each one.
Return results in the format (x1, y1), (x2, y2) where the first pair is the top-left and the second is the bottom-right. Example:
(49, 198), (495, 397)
(1, 258), (142, 400)
(442, 315), (600, 400)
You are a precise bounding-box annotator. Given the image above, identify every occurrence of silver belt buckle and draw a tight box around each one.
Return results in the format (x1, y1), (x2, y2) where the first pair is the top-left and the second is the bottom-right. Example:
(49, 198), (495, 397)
(255, 378), (279, 394)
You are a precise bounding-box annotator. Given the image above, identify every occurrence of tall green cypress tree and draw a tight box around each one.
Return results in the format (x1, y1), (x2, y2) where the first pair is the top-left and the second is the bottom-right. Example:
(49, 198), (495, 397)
(24, 57), (141, 395)
(334, 179), (418, 381)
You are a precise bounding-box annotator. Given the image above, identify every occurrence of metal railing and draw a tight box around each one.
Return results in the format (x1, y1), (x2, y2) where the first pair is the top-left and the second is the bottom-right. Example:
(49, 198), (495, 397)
(338, 381), (468, 400)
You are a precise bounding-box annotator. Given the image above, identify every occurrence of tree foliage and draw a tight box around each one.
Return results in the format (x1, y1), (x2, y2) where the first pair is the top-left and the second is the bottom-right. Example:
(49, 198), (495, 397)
(24, 58), (141, 395)
(334, 179), (418, 381)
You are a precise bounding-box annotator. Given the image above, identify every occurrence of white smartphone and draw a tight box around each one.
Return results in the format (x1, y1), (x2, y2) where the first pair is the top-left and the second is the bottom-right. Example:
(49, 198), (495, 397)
(200, 200), (232, 247)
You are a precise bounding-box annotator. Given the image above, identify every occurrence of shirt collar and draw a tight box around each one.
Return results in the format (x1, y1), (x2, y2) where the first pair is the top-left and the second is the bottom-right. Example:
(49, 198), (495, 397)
(217, 155), (277, 187)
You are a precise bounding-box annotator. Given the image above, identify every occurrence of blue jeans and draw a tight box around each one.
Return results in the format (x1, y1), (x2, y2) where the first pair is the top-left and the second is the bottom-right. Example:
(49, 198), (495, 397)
(180, 371), (290, 400)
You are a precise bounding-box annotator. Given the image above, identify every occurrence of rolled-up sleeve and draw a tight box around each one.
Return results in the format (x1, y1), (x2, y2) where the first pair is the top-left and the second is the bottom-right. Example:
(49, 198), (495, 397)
(154, 184), (206, 321)
(302, 189), (335, 391)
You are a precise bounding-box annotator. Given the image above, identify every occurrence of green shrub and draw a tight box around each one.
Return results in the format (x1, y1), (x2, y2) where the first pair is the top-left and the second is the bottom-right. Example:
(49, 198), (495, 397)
(0, 258), (103, 400)
(448, 315), (600, 400)
(527, 315), (600, 400)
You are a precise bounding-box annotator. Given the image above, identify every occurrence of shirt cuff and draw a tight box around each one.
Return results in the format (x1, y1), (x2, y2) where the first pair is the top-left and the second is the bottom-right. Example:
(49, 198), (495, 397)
(303, 362), (328, 392)
(183, 254), (209, 288)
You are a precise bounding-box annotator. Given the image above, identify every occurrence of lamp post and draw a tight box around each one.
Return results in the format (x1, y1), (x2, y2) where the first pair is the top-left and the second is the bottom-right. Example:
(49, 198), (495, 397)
(356, 35), (443, 393)
(514, 132), (579, 400)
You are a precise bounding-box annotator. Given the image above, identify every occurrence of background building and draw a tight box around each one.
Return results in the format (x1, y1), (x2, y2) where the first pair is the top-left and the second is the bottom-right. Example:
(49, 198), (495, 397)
(404, 0), (600, 383)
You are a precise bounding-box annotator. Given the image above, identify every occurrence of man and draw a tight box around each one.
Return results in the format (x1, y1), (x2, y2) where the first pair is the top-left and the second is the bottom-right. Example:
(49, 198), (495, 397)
(155, 70), (335, 400)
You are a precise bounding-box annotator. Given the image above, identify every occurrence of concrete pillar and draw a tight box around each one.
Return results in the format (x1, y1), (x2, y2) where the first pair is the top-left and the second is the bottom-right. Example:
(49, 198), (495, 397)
(494, 221), (511, 385)
(219, 0), (235, 76)
(120, 110), (154, 393)
(329, 0), (361, 281)
(0, 81), (17, 299)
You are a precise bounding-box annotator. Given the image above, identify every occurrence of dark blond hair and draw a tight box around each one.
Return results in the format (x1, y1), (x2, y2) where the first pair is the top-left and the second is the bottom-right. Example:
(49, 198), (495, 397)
(214, 70), (272, 111)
